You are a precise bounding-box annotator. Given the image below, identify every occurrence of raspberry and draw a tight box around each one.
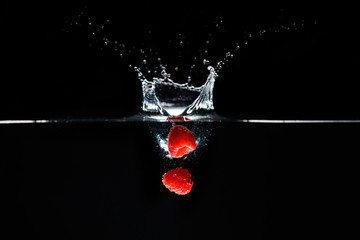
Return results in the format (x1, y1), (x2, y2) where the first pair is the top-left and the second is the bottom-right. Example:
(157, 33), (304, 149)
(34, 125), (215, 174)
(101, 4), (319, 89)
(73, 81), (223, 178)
(162, 167), (193, 195)
(168, 125), (196, 158)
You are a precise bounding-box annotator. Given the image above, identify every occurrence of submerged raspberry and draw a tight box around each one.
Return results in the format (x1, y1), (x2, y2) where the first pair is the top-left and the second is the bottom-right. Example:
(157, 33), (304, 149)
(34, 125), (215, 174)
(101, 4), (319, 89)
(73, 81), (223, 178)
(168, 125), (196, 158)
(162, 167), (193, 195)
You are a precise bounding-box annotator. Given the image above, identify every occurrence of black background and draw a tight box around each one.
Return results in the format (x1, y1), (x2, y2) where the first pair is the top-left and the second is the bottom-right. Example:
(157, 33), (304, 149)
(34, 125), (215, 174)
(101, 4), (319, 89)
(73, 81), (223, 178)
(1, 1), (359, 119)
(1, 1), (359, 239)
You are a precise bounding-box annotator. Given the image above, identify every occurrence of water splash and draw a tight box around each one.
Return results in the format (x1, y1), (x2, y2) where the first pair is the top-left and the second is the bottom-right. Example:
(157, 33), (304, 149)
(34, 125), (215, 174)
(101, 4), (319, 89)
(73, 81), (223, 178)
(136, 64), (216, 117)
(183, 66), (217, 115)
(62, 6), (314, 120)
(139, 75), (167, 115)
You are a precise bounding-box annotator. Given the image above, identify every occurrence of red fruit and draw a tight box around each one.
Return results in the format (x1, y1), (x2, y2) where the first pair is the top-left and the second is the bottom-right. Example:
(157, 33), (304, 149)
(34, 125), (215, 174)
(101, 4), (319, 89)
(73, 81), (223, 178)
(168, 125), (196, 158)
(162, 167), (193, 195)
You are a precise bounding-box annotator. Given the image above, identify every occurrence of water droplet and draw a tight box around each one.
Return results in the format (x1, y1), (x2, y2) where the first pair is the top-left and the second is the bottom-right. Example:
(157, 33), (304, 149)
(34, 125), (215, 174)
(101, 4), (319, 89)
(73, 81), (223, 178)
(161, 69), (167, 79)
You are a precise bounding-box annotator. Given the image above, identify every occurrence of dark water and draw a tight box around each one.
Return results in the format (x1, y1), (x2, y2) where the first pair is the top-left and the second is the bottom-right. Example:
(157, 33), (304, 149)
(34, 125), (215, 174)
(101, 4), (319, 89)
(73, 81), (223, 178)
(1, 122), (359, 239)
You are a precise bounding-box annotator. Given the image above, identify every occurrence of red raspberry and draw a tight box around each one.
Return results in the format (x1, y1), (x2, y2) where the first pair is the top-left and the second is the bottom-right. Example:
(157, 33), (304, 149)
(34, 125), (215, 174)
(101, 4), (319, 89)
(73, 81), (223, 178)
(168, 125), (196, 158)
(162, 167), (193, 195)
